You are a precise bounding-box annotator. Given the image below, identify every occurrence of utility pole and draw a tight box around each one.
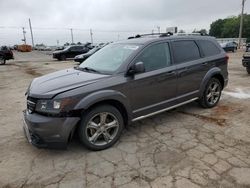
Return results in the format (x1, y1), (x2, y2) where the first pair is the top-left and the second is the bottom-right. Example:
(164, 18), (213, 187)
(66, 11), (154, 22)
(157, 26), (160, 34)
(22, 27), (26, 44)
(238, 0), (246, 49)
(70, 28), (74, 44)
(29, 18), (35, 47)
(90, 29), (93, 44)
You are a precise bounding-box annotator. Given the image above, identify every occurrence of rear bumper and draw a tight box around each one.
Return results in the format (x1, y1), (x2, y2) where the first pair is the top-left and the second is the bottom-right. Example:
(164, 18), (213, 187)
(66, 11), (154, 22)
(22, 110), (80, 149)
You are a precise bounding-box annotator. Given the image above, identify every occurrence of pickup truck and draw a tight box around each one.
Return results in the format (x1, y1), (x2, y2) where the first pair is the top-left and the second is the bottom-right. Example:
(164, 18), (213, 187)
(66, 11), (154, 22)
(242, 47), (250, 74)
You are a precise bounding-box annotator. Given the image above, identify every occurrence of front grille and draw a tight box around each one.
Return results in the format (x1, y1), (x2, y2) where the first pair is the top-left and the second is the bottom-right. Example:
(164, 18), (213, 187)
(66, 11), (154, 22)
(27, 97), (37, 113)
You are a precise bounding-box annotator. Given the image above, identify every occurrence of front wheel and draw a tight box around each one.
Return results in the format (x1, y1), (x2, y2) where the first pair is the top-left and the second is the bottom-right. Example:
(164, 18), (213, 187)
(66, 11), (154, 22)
(78, 105), (124, 150)
(199, 78), (222, 108)
(59, 55), (66, 61)
(0, 57), (6, 65)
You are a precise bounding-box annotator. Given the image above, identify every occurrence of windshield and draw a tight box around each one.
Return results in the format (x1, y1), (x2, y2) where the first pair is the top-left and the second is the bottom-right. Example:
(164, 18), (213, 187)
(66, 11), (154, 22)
(79, 43), (140, 73)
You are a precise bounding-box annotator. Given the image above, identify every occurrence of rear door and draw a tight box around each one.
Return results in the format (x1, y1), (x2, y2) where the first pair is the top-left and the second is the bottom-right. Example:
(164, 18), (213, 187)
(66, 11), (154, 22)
(171, 40), (208, 99)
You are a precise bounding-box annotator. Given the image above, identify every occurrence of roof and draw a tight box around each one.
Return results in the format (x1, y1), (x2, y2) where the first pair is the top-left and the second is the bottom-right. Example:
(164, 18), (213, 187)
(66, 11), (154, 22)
(117, 35), (216, 45)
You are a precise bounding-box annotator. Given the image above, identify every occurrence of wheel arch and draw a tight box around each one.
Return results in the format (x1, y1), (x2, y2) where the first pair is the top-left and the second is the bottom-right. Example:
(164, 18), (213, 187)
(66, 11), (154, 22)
(199, 68), (225, 97)
(74, 90), (132, 126)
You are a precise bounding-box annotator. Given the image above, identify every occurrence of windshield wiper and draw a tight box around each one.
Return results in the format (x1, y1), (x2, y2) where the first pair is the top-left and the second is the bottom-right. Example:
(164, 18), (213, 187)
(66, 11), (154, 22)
(74, 66), (100, 73)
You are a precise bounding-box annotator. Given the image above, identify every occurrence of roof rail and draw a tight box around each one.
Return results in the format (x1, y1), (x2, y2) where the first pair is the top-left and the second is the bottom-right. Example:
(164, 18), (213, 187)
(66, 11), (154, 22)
(128, 32), (174, 39)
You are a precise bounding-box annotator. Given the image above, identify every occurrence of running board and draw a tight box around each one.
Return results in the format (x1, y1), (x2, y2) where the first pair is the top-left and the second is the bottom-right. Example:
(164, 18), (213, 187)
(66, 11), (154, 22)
(132, 97), (198, 122)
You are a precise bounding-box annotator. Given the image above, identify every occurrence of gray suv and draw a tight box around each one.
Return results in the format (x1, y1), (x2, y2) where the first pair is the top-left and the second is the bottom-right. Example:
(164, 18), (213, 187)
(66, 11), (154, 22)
(23, 34), (228, 150)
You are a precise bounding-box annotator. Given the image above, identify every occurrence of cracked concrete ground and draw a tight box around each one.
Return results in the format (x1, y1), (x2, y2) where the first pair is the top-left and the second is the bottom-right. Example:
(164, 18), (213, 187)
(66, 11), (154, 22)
(0, 51), (250, 188)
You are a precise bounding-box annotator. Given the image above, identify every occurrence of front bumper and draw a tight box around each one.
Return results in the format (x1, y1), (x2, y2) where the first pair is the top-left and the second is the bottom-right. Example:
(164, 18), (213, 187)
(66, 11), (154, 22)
(74, 57), (84, 63)
(22, 110), (80, 149)
(52, 53), (60, 59)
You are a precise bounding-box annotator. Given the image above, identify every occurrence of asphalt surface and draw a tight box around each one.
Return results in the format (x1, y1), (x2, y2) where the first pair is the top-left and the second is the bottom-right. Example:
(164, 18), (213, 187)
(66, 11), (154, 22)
(0, 51), (250, 188)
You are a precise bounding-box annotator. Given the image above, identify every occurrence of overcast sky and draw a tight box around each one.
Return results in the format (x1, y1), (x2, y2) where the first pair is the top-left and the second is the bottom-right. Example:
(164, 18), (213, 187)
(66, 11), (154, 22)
(0, 0), (249, 46)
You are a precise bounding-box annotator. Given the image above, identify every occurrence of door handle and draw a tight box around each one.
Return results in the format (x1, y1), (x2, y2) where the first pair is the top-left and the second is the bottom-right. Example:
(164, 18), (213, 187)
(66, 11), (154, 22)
(165, 70), (175, 75)
(178, 67), (189, 74)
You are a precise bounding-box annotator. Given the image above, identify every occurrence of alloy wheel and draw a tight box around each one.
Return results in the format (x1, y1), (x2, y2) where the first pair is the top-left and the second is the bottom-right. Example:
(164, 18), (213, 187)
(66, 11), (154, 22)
(206, 81), (220, 105)
(85, 112), (119, 146)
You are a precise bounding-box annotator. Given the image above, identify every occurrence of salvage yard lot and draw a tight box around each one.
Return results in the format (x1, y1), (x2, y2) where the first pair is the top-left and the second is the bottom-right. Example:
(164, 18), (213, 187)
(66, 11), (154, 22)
(0, 51), (250, 188)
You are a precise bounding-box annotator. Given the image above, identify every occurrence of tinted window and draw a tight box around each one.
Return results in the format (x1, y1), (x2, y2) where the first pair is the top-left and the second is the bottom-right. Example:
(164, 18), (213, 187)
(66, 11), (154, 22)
(70, 46), (82, 51)
(172, 41), (200, 64)
(134, 43), (171, 72)
(199, 40), (221, 57)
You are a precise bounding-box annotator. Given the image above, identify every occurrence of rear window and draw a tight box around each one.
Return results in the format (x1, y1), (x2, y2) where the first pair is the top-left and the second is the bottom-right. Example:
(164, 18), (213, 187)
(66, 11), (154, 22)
(172, 41), (200, 64)
(198, 40), (221, 57)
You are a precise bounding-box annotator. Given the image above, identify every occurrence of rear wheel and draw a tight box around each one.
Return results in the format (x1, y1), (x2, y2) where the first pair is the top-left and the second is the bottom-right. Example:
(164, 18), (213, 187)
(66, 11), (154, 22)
(78, 105), (124, 150)
(199, 78), (222, 108)
(0, 56), (6, 65)
(247, 68), (250, 74)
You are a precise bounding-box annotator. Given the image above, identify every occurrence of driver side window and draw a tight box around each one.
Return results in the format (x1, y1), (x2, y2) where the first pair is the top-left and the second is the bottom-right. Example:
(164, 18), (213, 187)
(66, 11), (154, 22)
(134, 43), (171, 72)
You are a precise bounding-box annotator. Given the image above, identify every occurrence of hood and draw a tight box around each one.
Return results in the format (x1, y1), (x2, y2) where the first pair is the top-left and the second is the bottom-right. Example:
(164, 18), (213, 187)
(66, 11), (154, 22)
(28, 68), (110, 98)
(53, 49), (65, 54)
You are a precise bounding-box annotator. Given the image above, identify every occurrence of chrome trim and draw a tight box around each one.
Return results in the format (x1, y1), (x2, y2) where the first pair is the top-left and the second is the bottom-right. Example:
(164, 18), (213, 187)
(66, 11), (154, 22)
(132, 97), (198, 122)
(27, 100), (35, 105)
(133, 90), (199, 114)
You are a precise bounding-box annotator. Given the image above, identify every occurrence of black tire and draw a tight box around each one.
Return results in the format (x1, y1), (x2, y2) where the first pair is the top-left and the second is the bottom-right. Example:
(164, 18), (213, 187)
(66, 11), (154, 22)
(59, 55), (66, 61)
(199, 78), (222, 108)
(247, 68), (250, 74)
(0, 57), (6, 65)
(78, 105), (124, 151)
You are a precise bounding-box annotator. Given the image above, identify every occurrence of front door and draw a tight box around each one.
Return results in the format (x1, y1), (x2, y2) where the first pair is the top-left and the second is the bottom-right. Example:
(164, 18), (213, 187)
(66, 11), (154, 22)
(127, 42), (177, 118)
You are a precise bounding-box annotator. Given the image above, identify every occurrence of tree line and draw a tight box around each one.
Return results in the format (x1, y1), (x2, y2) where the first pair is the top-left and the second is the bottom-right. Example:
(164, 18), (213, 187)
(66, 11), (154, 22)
(209, 14), (250, 42)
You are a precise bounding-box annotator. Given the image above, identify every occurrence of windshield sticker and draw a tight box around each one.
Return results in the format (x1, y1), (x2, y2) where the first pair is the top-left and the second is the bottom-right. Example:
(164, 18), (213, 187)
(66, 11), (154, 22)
(124, 45), (139, 50)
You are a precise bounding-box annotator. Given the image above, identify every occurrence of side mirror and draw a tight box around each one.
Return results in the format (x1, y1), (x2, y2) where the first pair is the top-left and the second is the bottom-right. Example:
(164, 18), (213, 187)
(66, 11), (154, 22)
(127, 62), (145, 75)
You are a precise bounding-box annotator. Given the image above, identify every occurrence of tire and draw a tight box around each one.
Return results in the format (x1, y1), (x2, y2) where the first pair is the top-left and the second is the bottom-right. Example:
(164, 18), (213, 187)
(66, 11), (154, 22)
(247, 68), (250, 74)
(78, 105), (124, 151)
(0, 57), (6, 65)
(59, 55), (66, 61)
(199, 78), (222, 108)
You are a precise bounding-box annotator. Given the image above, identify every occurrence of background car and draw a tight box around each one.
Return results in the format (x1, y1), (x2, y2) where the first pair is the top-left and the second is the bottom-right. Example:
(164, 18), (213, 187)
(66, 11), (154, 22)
(52, 45), (90, 61)
(246, 43), (250, 52)
(74, 45), (103, 63)
(220, 42), (237, 52)
(0, 46), (14, 65)
(242, 46), (250, 74)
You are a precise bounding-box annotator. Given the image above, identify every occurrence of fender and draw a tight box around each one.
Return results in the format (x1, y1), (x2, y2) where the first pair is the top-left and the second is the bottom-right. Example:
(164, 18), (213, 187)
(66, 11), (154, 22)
(74, 89), (133, 123)
(199, 67), (224, 97)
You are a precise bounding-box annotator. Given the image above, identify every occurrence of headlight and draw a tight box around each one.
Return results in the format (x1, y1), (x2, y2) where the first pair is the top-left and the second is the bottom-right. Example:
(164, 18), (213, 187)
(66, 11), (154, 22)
(76, 55), (83, 59)
(35, 98), (76, 114)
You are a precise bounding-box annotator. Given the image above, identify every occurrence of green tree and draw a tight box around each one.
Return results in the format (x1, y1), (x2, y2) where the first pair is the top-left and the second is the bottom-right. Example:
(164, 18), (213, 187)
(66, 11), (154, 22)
(209, 19), (224, 37)
(209, 14), (250, 42)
